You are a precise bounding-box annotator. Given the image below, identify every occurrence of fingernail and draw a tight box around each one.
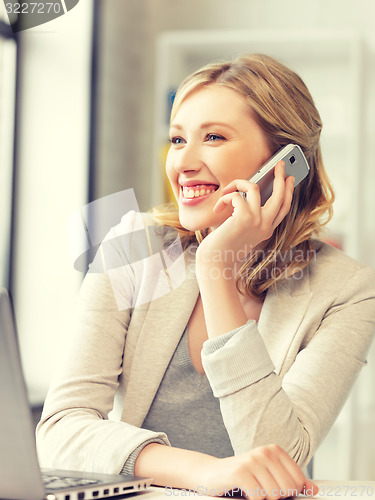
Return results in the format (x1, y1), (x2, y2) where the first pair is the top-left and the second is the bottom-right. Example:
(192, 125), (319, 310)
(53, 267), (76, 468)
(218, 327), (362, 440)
(304, 480), (319, 496)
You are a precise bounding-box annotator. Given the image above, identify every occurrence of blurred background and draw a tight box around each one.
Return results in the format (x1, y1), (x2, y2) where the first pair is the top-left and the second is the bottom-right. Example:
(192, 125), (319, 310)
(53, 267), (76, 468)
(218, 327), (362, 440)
(1, 0), (375, 480)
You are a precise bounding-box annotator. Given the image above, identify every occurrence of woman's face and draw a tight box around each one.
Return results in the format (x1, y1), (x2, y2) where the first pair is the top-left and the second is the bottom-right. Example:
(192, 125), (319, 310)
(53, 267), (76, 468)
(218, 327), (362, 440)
(166, 84), (271, 231)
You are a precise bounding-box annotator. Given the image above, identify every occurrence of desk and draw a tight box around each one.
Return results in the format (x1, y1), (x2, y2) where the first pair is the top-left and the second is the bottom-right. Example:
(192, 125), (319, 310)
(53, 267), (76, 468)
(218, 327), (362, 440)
(137, 481), (375, 500)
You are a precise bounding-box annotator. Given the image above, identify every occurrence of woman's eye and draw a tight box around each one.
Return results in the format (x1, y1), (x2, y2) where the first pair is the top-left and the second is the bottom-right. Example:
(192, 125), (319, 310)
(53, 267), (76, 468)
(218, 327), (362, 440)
(206, 133), (225, 142)
(169, 136), (185, 145)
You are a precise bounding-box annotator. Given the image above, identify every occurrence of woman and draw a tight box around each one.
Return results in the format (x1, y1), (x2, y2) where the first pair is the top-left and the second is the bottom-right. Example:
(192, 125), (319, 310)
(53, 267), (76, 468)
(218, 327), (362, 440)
(37, 54), (375, 497)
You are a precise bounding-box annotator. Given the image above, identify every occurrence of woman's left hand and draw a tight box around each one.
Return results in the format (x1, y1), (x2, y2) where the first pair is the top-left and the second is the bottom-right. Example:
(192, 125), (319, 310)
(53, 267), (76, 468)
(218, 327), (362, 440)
(196, 161), (295, 270)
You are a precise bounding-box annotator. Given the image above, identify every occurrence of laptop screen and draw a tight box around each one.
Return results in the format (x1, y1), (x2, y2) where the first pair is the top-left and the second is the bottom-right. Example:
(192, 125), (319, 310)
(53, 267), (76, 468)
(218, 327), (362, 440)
(0, 288), (45, 500)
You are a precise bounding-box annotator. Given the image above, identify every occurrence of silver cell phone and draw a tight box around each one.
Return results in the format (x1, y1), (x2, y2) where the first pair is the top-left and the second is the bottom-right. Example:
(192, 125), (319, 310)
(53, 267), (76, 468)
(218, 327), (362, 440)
(239, 144), (310, 205)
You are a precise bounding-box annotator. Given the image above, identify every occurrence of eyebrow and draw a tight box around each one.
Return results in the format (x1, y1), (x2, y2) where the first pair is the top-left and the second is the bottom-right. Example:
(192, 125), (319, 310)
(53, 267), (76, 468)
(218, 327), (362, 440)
(170, 121), (238, 132)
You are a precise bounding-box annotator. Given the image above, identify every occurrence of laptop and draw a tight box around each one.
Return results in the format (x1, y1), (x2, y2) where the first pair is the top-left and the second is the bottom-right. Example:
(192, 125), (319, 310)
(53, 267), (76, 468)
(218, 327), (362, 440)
(0, 287), (153, 500)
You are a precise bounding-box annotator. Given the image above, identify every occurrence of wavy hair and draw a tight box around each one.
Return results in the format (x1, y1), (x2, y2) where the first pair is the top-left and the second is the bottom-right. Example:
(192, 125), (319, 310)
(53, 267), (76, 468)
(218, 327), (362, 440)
(150, 53), (334, 299)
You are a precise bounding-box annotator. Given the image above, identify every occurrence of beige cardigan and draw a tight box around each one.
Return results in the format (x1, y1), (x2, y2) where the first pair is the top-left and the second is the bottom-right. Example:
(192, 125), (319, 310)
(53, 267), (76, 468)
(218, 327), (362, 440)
(36, 210), (375, 475)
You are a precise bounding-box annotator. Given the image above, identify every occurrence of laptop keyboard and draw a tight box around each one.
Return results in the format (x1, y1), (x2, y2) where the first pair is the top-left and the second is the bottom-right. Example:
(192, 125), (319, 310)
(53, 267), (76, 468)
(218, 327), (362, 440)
(42, 473), (100, 490)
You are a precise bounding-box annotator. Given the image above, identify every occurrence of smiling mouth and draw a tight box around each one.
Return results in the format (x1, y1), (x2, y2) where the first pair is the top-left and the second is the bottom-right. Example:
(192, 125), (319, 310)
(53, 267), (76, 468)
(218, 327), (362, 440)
(181, 184), (219, 199)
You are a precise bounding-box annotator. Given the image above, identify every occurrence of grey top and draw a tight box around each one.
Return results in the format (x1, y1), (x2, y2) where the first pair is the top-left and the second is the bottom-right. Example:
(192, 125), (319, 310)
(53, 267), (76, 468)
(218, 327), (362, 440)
(141, 326), (234, 458)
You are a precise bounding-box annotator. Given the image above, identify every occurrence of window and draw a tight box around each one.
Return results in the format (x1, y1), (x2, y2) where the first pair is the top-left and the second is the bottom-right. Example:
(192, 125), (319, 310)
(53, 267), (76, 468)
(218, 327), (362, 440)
(0, 12), (17, 287)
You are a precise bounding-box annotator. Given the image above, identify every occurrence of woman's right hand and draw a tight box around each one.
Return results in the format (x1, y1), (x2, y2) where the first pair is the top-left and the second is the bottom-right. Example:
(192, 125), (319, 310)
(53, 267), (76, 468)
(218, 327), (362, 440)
(198, 444), (318, 499)
(136, 442), (318, 499)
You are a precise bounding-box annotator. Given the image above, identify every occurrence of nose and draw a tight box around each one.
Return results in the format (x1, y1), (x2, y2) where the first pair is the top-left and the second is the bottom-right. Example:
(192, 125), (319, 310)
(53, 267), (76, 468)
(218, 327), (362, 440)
(171, 143), (204, 174)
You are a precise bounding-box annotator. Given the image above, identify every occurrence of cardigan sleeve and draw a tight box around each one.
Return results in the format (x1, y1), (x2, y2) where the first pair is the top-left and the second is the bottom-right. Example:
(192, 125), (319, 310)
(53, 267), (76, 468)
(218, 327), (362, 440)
(201, 264), (375, 470)
(36, 211), (170, 475)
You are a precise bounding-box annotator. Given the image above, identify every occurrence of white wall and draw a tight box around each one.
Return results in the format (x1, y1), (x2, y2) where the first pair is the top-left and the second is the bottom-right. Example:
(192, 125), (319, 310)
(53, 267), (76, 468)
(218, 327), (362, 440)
(12, 0), (93, 402)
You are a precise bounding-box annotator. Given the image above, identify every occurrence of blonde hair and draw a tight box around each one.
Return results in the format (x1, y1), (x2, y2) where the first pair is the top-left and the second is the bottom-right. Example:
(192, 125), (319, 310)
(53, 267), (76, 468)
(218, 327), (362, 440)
(150, 53), (334, 299)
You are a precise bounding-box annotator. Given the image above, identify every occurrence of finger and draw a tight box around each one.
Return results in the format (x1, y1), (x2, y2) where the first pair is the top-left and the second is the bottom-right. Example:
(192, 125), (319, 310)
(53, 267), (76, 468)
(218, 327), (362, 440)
(264, 463), (302, 500)
(250, 466), (280, 500)
(222, 162), (285, 198)
(240, 477), (263, 500)
(253, 444), (306, 497)
(257, 459), (303, 500)
(221, 178), (257, 195)
(263, 161), (287, 211)
(274, 448), (306, 495)
(271, 176), (295, 228)
(239, 474), (272, 500)
(244, 182), (262, 219)
(303, 480), (319, 497)
(268, 457), (303, 498)
(213, 190), (247, 213)
(232, 191), (255, 219)
(246, 447), (295, 500)
(259, 162), (288, 228)
(216, 182), (262, 213)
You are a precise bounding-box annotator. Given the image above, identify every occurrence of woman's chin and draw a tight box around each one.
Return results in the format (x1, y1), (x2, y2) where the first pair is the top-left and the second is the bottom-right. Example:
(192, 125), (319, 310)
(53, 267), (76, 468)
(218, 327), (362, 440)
(178, 213), (209, 232)
(178, 210), (227, 233)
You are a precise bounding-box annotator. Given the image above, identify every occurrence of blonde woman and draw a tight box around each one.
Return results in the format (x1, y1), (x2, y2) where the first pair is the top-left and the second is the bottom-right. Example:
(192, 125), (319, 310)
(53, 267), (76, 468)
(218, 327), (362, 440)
(37, 55), (375, 498)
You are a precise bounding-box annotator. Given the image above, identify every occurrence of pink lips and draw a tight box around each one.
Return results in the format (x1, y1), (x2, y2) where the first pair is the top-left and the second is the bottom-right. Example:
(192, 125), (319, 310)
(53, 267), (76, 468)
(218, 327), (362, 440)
(180, 184), (219, 206)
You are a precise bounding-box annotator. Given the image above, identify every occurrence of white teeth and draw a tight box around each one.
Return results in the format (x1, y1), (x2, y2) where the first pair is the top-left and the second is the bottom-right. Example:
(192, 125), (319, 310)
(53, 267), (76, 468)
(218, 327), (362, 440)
(182, 186), (216, 198)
